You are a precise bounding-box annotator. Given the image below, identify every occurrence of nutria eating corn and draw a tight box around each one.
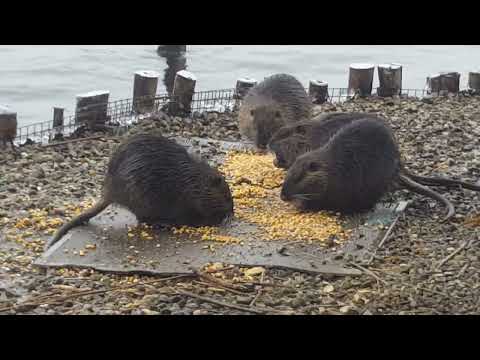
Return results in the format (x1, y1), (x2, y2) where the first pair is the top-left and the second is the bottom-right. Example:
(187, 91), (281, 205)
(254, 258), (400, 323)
(280, 117), (457, 221)
(238, 73), (312, 150)
(268, 112), (378, 168)
(269, 111), (480, 191)
(46, 133), (234, 249)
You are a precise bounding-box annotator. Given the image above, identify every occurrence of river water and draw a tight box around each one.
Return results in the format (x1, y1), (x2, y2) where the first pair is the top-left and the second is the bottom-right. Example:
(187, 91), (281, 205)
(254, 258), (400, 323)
(1, 45), (479, 127)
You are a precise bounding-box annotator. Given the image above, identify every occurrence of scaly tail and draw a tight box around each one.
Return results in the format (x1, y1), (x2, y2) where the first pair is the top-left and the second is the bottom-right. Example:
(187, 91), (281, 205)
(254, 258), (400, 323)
(45, 199), (110, 250)
(402, 169), (480, 191)
(399, 174), (455, 222)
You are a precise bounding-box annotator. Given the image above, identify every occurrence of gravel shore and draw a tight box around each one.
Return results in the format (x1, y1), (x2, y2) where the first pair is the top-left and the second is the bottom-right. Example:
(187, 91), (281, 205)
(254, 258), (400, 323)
(1, 95), (479, 315)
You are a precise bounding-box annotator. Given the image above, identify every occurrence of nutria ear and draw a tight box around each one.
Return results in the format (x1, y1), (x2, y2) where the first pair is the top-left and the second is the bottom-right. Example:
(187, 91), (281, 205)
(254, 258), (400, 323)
(308, 161), (319, 172)
(275, 110), (282, 118)
(295, 125), (307, 135)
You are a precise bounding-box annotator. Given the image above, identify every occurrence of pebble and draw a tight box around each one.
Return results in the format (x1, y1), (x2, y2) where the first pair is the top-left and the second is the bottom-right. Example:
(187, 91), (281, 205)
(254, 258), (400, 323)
(3, 97), (480, 315)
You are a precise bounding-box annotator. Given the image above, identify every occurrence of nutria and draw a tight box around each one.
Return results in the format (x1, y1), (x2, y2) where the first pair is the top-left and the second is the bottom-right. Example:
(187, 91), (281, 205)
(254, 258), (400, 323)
(0, 107), (19, 158)
(269, 111), (480, 193)
(280, 117), (456, 221)
(269, 112), (379, 168)
(238, 73), (312, 149)
(46, 133), (234, 249)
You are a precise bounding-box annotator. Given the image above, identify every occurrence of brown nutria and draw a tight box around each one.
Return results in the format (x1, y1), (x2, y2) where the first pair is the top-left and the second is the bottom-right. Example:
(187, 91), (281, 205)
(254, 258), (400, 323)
(0, 107), (19, 158)
(280, 117), (456, 221)
(238, 73), (312, 150)
(268, 112), (379, 168)
(46, 133), (234, 249)
(269, 111), (480, 193)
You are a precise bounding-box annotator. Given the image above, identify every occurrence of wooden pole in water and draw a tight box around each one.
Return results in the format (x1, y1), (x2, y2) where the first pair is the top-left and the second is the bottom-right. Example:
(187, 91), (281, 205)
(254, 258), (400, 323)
(348, 63), (375, 97)
(171, 70), (196, 115)
(468, 72), (480, 92)
(53, 107), (64, 139)
(133, 70), (160, 114)
(0, 105), (17, 147)
(53, 107), (64, 128)
(75, 90), (110, 128)
(426, 72), (460, 95)
(309, 80), (329, 104)
(234, 78), (258, 100)
(377, 63), (402, 97)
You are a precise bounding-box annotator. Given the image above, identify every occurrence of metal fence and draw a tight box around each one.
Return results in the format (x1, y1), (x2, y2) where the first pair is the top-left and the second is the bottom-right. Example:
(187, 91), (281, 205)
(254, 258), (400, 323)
(12, 86), (453, 145)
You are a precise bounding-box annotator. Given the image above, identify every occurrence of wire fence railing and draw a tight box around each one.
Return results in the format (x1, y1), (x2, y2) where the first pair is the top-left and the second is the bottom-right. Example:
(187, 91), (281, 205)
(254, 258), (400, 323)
(12, 86), (468, 145)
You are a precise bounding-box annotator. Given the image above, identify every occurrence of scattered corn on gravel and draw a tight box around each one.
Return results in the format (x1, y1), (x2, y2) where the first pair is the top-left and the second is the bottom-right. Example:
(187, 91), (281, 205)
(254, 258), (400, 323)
(172, 151), (347, 245)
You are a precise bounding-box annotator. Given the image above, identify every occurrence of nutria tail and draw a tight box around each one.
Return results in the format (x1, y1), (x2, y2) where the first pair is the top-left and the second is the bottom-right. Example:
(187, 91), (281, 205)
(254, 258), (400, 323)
(402, 169), (480, 192)
(399, 174), (455, 222)
(45, 199), (110, 250)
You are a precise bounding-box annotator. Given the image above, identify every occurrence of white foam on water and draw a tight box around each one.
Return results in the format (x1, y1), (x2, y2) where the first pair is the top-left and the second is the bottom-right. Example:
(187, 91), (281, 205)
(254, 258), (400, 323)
(0, 105), (15, 114)
(238, 77), (257, 84)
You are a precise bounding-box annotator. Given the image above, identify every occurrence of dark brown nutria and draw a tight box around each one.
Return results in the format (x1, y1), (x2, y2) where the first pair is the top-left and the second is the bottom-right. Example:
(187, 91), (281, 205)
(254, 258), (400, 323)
(238, 73), (312, 150)
(0, 110), (19, 158)
(46, 133), (234, 249)
(269, 111), (480, 192)
(268, 112), (379, 168)
(280, 117), (456, 221)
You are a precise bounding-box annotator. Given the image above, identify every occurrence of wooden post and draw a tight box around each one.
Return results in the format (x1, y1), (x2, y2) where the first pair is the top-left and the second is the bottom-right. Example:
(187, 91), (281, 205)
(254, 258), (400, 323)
(234, 78), (258, 100)
(75, 90), (110, 128)
(52, 107), (64, 139)
(309, 80), (329, 104)
(171, 70), (196, 115)
(133, 70), (160, 114)
(0, 105), (17, 149)
(53, 107), (64, 128)
(377, 63), (402, 97)
(348, 63), (375, 97)
(468, 72), (480, 92)
(427, 72), (460, 95)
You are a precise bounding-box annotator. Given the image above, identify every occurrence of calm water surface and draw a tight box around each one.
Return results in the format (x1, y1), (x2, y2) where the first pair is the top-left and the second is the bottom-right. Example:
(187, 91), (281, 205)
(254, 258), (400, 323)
(0, 45), (479, 127)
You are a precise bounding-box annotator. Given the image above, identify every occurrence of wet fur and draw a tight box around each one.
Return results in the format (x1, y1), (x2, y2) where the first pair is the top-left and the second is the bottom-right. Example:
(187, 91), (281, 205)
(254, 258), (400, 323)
(47, 133), (234, 249)
(281, 117), (455, 221)
(238, 74), (312, 149)
(270, 112), (480, 192)
(269, 112), (379, 168)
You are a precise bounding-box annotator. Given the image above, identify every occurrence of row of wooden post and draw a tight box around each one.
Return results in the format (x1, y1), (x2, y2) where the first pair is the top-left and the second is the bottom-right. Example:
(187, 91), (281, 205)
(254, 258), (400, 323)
(3, 65), (480, 138)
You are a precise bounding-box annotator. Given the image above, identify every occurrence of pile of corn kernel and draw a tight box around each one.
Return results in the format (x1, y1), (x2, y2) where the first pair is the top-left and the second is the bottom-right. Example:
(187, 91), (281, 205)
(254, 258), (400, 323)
(172, 226), (241, 244)
(2, 199), (97, 253)
(172, 150), (348, 245)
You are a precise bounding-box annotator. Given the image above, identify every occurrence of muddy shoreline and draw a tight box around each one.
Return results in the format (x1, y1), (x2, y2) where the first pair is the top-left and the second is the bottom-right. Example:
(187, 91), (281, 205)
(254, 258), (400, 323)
(1, 95), (480, 315)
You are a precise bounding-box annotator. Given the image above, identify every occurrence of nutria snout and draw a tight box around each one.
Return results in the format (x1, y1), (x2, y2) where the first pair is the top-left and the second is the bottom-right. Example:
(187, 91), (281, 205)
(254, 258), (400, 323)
(238, 73), (312, 150)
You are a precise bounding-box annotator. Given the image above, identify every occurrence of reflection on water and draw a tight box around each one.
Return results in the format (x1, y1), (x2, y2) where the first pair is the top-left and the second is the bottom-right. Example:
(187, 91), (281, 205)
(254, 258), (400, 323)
(157, 45), (188, 96)
(1, 45), (480, 127)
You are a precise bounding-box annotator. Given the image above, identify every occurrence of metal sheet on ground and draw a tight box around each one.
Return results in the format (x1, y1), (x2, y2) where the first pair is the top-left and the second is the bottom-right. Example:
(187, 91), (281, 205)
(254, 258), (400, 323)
(34, 202), (407, 276)
(33, 136), (408, 276)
